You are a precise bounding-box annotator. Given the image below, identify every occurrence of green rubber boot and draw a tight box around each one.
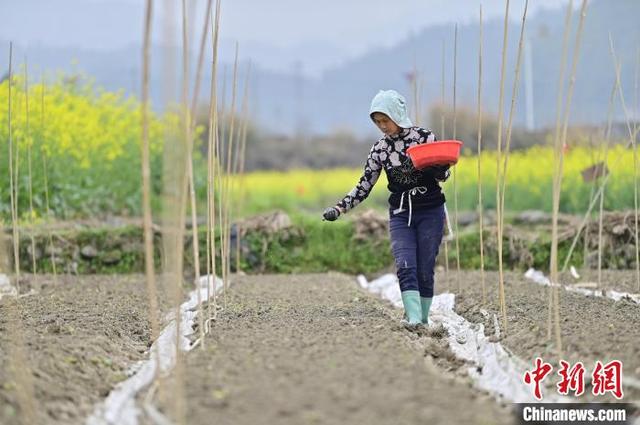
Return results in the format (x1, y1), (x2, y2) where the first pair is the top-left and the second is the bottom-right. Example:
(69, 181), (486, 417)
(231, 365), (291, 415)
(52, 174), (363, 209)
(420, 297), (433, 325)
(400, 290), (422, 327)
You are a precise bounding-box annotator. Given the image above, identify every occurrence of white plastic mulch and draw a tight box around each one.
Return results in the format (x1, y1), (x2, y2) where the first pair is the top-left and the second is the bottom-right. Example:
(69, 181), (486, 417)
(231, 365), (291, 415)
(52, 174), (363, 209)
(86, 275), (224, 425)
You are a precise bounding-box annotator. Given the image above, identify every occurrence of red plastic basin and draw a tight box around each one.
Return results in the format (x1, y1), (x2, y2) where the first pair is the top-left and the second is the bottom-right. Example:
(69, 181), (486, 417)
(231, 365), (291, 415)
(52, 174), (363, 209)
(407, 140), (463, 169)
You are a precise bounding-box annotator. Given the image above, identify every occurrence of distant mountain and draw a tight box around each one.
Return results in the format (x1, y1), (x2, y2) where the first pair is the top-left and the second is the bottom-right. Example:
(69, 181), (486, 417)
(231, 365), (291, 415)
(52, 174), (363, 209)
(2, 0), (639, 137)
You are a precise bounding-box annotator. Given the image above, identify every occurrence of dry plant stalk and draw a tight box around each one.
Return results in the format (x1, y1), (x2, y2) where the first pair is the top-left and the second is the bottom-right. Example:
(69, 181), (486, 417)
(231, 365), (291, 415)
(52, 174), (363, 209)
(8, 43), (20, 286)
(141, 0), (160, 374)
(207, 0), (222, 321)
(160, 0), (192, 421)
(234, 63), (252, 272)
(495, 0), (510, 332)
(3, 41), (36, 425)
(499, 0), (528, 218)
(216, 65), (227, 309)
(550, 0), (589, 358)
(184, 0), (214, 350)
(452, 23), (461, 293)
(549, 1), (574, 338)
(477, 5), (486, 304)
(223, 44), (239, 289)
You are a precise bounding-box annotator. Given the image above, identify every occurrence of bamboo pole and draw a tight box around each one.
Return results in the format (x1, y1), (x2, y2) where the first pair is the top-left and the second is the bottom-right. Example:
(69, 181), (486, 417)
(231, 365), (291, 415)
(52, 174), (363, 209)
(452, 23), (461, 293)
(234, 63), (251, 273)
(477, 5), (486, 304)
(24, 61), (37, 274)
(141, 0), (160, 375)
(206, 0), (222, 322)
(547, 0), (573, 342)
(223, 44), (239, 287)
(2, 48), (36, 419)
(165, 0), (191, 422)
(550, 0), (589, 358)
(184, 0), (215, 350)
(499, 0), (529, 226)
(40, 73), (57, 280)
(216, 65), (227, 309)
(495, 0), (510, 332)
(8, 43), (20, 286)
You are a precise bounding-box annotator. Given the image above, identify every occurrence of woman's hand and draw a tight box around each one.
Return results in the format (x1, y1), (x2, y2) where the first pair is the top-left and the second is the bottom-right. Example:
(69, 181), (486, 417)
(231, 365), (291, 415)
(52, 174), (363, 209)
(322, 206), (341, 221)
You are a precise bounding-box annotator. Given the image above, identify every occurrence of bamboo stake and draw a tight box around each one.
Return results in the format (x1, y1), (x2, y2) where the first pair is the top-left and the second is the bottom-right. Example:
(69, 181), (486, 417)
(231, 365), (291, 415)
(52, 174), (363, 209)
(40, 74), (57, 280)
(551, 0), (589, 358)
(452, 23), (461, 293)
(234, 63), (251, 273)
(207, 0), (222, 321)
(548, 0), (574, 341)
(184, 0), (214, 350)
(216, 65), (227, 309)
(165, 0), (191, 422)
(223, 44), (239, 286)
(141, 0), (160, 375)
(24, 61), (37, 274)
(8, 44), (20, 286)
(440, 39), (449, 292)
(477, 5), (486, 304)
(499, 0), (529, 227)
(184, 1), (215, 343)
(495, 0), (510, 332)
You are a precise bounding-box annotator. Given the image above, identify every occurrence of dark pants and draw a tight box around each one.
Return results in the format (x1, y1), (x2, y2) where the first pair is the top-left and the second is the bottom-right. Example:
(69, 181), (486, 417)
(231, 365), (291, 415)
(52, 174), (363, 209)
(389, 204), (445, 298)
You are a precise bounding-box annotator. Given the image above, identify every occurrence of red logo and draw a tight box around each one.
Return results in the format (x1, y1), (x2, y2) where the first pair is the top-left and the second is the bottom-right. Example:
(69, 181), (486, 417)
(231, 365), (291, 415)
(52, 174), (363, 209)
(523, 357), (553, 400)
(592, 360), (623, 399)
(557, 360), (585, 396)
(523, 359), (624, 400)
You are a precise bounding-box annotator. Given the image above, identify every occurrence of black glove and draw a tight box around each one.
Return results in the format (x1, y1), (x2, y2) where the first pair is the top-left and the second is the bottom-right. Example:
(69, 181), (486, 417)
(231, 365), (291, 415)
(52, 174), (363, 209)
(322, 206), (341, 221)
(424, 164), (451, 182)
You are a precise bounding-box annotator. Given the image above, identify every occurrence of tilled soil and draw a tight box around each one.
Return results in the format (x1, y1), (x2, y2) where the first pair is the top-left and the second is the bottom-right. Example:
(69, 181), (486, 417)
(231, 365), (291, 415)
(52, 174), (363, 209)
(153, 273), (515, 425)
(0, 274), (170, 425)
(440, 270), (640, 402)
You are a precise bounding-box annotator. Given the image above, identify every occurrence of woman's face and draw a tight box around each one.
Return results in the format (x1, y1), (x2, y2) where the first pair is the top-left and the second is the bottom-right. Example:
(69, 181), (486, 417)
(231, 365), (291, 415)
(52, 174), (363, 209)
(371, 112), (401, 136)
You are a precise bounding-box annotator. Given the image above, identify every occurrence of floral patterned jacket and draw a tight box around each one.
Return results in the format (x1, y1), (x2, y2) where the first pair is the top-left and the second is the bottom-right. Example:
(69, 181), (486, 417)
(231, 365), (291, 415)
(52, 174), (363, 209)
(336, 126), (450, 213)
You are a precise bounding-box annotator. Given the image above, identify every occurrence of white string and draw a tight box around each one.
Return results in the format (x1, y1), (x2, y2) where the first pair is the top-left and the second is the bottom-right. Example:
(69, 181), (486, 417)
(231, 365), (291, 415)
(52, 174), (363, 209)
(393, 186), (428, 226)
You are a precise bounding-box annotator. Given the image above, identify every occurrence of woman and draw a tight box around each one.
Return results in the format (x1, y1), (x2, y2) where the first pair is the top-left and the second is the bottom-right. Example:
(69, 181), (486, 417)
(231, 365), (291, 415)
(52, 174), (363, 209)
(323, 89), (450, 329)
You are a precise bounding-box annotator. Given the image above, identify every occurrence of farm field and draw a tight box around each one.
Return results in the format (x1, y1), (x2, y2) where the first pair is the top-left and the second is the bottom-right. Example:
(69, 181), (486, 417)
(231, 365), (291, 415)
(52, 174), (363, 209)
(3, 0), (640, 423)
(1, 270), (639, 424)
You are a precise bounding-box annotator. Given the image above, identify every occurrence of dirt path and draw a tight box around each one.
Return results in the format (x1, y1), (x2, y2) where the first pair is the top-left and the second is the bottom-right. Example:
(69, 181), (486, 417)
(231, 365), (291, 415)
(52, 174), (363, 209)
(0, 274), (166, 425)
(152, 273), (514, 425)
(443, 270), (640, 402)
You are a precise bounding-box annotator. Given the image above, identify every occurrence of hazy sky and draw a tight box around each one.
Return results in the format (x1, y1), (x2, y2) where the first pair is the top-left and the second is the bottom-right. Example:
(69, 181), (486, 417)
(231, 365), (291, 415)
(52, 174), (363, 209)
(2, 0), (567, 75)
